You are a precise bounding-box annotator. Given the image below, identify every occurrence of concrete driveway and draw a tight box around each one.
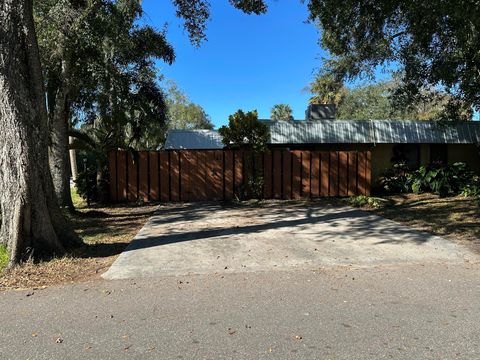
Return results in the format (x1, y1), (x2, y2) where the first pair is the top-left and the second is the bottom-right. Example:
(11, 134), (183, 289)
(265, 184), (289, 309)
(103, 202), (476, 279)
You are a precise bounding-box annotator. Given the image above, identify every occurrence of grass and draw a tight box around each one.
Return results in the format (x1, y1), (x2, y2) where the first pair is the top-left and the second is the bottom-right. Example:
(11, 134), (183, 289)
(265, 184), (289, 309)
(368, 193), (480, 252)
(0, 245), (8, 273)
(70, 186), (85, 208)
(0, 188), (157, 290)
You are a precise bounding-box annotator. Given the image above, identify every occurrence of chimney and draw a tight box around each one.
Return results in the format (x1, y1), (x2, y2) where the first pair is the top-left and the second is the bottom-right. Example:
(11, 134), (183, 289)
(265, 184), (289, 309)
(306, 104), (336, 120)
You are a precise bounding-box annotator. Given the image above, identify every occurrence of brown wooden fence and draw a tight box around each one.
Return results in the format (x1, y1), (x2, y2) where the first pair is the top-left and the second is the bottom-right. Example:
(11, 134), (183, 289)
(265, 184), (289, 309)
(108, 150), (371, 202)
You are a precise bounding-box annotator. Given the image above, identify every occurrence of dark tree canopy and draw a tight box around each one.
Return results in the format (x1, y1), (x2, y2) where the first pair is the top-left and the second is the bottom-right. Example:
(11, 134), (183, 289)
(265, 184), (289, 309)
(219, 110), (270, 152)
(308, 0), (480, 119)
(173, 0), (267, 46)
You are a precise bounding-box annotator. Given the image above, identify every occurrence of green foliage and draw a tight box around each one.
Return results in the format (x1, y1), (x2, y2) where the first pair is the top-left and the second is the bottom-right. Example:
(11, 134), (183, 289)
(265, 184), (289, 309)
(270, 104), (294, 121)
(412, 163), (477, 197)
(0, 245), (8, 273)
(349, 195), (383, 208)
(218, 110), (270, 152)
(460, 176), (480, 198)
(379, 162), (478, 198)
(309, 73), (348, 106)
(308, 0), (478, 119)
(378, 162), (415, 194)
(311, 77), (453, 120)
(172, 0), (267, 46)
(165, 80), (214, 131)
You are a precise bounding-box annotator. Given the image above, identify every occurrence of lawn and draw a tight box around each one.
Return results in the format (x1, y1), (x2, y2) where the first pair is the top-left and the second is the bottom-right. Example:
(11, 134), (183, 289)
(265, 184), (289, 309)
(368, 193), (480, 253)
(0, 189), (157, 290)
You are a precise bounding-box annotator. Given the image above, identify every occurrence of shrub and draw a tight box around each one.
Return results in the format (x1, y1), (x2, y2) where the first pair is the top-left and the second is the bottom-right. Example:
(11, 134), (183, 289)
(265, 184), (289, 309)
(378, 162), (414, 194)
(412, 162), (476, 197)
(460, 175), (480, 197)
(349, 195), (383, 208)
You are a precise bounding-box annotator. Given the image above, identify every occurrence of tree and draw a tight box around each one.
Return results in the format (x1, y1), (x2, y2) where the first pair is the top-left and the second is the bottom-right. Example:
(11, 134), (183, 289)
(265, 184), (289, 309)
(219, 110), (270, 198)
(307, 0), (479, 120)
(35, 0), (174, 208)
(309, 73), (348, 106)
(219, 110), (270, 152)
(0, 0), (79, 266)
(270, 104), (294, 121)
(166, 81), (214, 130)
(332, 80), (451, 120)
(0, 0), (269, 265)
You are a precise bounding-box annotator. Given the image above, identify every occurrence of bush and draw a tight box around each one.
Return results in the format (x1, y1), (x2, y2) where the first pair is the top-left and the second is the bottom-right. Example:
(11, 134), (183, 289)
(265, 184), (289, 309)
(349, 195), (383, 208)
(412, 162), (476, 197)
(379, 161), (478, 198)
(378, 162), (414, 194)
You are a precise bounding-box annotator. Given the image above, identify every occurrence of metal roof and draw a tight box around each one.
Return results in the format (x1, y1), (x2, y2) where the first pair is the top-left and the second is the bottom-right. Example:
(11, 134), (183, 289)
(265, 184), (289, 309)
(268, 120), (480, 144)
(164, 130), (224, 150)
(164, 121), (480, 149)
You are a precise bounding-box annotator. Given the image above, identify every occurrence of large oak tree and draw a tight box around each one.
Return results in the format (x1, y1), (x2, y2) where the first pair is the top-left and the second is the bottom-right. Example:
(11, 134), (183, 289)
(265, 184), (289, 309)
(0, 0), (79, 266)
(308, 0), (480, 119)
(0, 0), (268, 265)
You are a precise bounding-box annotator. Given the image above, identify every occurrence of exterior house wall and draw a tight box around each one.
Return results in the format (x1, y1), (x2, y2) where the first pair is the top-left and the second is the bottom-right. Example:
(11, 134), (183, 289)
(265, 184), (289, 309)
(371, 144), (394, 184)
(448, 144), (480, 173)
(371, 144), (480, 187)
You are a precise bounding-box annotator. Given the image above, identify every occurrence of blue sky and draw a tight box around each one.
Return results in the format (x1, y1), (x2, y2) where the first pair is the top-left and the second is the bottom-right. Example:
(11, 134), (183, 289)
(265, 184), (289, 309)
(141, 1), (324, 128)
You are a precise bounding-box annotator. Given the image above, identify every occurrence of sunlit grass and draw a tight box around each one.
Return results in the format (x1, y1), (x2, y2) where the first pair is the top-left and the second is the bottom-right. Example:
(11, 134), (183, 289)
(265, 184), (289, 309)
(0, 245), (9, 273)
(71, 186), (86, 208)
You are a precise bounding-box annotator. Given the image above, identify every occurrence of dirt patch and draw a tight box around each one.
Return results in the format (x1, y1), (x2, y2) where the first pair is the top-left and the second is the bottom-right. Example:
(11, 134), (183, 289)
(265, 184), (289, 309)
(0, 204), (157, 290)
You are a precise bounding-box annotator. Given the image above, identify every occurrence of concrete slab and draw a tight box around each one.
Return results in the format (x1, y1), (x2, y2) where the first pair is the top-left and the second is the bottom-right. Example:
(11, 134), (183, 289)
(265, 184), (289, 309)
(103, 202), (477, 279)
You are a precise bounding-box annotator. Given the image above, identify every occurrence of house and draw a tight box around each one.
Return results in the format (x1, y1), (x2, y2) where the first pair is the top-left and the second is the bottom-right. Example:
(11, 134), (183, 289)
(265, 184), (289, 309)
(164, 120), (480, 184)
(164, 129), (223, 150)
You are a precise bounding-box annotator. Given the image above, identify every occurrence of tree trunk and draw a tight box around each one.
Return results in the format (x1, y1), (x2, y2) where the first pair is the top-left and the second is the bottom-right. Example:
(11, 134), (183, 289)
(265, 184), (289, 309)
(49, 62), (74, 210)
(0, 0), (79, 266)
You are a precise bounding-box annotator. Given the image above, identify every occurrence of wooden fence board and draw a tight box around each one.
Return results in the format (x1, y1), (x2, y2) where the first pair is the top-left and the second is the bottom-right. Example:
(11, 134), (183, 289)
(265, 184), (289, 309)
(301, 151), (311, 197)
(282, 150), (292, 199)
(108, 151), (117, 202)
(149, 151), (159, 201)
(263, 152), (272, 199)
(160, 152), (169, 201)
(138, 152), (149, 202)
(117, 151), (127, 201)
(212, 151), (223, 200)
(224, 150), (234, 200)
(291, 151), (302, 199)
(329, 152), (339, 196)
(180, 151), (190, 201)
(234, 151), (243, 196)
(310, 152), (320, 197)
(366, 151), (372, 196)
(357, 151), (366, 195)
(320, 152), (329, 197)
(127, 152), (137, 201)
(272, 150), (282, 199)
(196, 151), (207, 200)
(348, 152), (357, 196)
(339, 151), (348, 197)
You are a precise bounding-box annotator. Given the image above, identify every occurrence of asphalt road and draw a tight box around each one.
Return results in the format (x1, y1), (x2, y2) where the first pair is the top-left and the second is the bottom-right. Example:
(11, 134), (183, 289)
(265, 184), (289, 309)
(2, 262), (480, 359)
